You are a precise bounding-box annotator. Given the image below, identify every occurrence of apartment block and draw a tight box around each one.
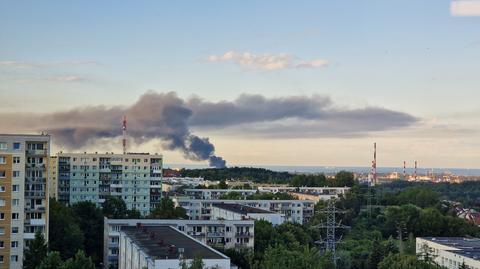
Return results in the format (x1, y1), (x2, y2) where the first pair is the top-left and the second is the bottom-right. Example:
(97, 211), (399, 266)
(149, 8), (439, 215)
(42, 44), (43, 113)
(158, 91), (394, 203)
(119, 226), (231, 269)
(174, 198), (315, 225)
(183, 188), (258, 200)
(0, 134), (50, 269)
(104, 218), (254, 269)
(416, 237), (480, 269)
(57, 152), (162, 215)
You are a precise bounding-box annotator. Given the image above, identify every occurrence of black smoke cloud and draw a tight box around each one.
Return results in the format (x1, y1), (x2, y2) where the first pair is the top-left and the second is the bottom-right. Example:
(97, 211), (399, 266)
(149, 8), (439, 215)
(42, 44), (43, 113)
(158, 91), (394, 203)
(0, 91), (418, 168)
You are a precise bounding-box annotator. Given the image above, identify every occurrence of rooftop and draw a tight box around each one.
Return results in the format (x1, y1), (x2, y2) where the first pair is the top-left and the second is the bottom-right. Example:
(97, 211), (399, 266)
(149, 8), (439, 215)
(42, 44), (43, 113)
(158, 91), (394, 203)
(420, 237), (480, 260)
(121, 225), (227, 260)
(212, 202), (274, 214)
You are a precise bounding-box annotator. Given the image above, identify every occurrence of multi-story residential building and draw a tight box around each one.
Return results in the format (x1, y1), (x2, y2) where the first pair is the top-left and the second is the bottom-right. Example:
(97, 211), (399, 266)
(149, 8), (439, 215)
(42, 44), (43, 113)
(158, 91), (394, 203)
(119, 225), (231, 269)
(416, 237), (480, 269)
(174, 198), (315, 225)
(104, 218), (254, 269)
(0, 134), (50, 269)
(47, 156), (57, 199)
(258, 186), (350, 198)
(57, 152), (162, 215)
(183, 189), (258, 200)
(211, 203), (285, 225)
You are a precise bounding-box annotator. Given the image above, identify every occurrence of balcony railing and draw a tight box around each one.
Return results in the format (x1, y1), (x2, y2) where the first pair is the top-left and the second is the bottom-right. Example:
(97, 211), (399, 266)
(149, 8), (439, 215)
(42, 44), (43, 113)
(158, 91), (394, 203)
(235, 232), (253, 237)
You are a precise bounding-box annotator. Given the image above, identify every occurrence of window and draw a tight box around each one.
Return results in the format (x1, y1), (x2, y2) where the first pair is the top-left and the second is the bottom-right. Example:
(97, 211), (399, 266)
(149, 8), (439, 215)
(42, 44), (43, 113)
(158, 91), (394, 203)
(12, 213), (18, 220)
(0, 255), (3, 263)
(11, 241), (18, 248)
(0, 143), (6, 150)
(0, 241), (3, 248)
(13, 157), (20, 164)
(0, 228), (5, 235)
(0, 200), (4, 207)
(0, 213), (4, 220)
(11, 255), (18, 262)
(12, 185), (19, 192)
(0, 186), (5, 192)
(0, 171), (5, 178)
(13, 171), (20, 177)
(11, 227), (18, 234)
(13, 143), (20, 150)
(0, 157), (5, 164)
(12, 199), (19, 206)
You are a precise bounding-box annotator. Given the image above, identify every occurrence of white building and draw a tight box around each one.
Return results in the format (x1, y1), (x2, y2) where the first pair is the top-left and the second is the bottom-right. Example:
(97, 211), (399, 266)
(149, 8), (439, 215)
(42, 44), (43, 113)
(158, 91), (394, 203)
(119, 225), (231, 269)
(184, 189), (257, 200)
(416, 237), (480, 269)
(57, 152), (162, 215)
(174, 198), (315, 225)
(211, 203), (285, 226)
(104, 218), (254, 269)
(258, 186), (349, 199)
(0, 134), (50, 268)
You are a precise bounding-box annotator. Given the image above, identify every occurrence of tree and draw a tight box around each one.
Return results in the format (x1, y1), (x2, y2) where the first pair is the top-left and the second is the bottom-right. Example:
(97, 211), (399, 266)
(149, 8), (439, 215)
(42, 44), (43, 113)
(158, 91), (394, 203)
(49, 199), (84, 260)
(333, 171), (355, 187)
(23, 230), (47, 269)
(102, 196), (128, 218)
(71, 201), (104, 265)
(261, 244), (333, 269)
(60, 250), (96, 269)
(149, 197), (187, 219)
(180, 256), (204, 269)
(218, 179), (228, 189)
(37, 252), (63, 269)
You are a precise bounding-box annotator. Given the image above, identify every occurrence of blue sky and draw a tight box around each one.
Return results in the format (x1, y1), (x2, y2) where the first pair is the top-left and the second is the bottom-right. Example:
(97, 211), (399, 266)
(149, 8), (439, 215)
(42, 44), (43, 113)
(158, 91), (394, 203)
(1, 0), (480, 168)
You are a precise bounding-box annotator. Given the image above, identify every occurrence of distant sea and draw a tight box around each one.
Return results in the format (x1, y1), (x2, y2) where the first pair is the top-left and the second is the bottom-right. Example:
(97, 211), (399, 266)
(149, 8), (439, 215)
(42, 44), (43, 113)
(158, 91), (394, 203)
(164, 164), (480, 176)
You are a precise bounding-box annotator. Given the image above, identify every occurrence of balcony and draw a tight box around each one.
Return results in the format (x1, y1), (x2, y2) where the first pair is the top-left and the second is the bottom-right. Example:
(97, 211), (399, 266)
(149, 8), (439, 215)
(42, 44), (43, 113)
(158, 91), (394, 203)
(207, 232), (225, 237)
(29, 219), (46, 226)
(24, 233), (35, 240)
(110, 183), (123, 188)
(235, 232), (253, 237)
(26, 163), (46, 169)
(27, 149), (47, 156)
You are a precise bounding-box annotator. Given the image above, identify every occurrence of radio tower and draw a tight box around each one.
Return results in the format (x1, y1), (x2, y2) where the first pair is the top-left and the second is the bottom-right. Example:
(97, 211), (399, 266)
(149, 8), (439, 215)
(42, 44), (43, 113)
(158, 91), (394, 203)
(403, 161), (406, 180)
(122, 116), (127, 154)
(315, 200), (349, 266)
(373, 142), (377, 185)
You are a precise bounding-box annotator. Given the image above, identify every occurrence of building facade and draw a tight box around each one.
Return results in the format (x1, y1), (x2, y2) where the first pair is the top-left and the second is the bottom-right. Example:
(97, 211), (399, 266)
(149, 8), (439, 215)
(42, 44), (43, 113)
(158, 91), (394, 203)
(104, 218), (254, 269)
(57, 152), (162, 215)
(416, 237), (480, 269)
(211, 203), (285, 225)
(47, 156), (57, 199)
(0, 134), (50, 269)
(174, 198), (315, 225)
(183, 189), (258, 200)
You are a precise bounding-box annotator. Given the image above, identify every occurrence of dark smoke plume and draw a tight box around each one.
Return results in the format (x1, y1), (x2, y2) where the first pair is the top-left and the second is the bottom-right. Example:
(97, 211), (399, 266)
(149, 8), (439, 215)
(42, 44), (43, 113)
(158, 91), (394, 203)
(0, 91), (418, 167)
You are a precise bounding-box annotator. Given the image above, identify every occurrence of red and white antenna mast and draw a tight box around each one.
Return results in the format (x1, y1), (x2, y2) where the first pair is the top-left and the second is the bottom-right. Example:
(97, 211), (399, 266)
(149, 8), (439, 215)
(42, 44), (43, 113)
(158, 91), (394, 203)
(122, 115), (127, 154)
(403, 161), (406, 180)
(373, 142), (377, 185)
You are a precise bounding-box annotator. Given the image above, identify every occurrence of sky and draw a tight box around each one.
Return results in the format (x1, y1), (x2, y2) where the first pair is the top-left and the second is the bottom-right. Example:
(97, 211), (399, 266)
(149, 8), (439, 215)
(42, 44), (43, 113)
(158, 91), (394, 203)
(1, 0), (480, 168)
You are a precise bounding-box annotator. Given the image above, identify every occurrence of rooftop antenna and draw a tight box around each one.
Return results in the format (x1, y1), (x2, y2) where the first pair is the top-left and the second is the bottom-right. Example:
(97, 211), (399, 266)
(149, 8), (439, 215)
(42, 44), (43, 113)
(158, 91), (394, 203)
(122, 115), (127, 154)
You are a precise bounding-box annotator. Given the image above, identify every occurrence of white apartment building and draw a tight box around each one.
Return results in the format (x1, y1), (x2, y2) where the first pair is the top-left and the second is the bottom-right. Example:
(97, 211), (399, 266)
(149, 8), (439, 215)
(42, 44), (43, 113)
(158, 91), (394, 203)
(258, 186), (349, 197)
(416, 237), (480, 269)
(47, 156), (57, 199)
(184, 189), (258, 200)
(174, 198), (315, 225)
(211, 203), (285, 226)
(0, 134), (50, 269)
(57, 152), (162, 215)
(119, 226), (231, 269)
(104, 218), (254, 269)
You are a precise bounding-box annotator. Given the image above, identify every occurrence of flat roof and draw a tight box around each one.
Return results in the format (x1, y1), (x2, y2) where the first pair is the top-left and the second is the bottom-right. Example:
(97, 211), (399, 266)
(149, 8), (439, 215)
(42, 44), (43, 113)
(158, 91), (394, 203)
(121, 226), (227, 260)
(212, 203), (274, 214)
(420, 237), (480, 260)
